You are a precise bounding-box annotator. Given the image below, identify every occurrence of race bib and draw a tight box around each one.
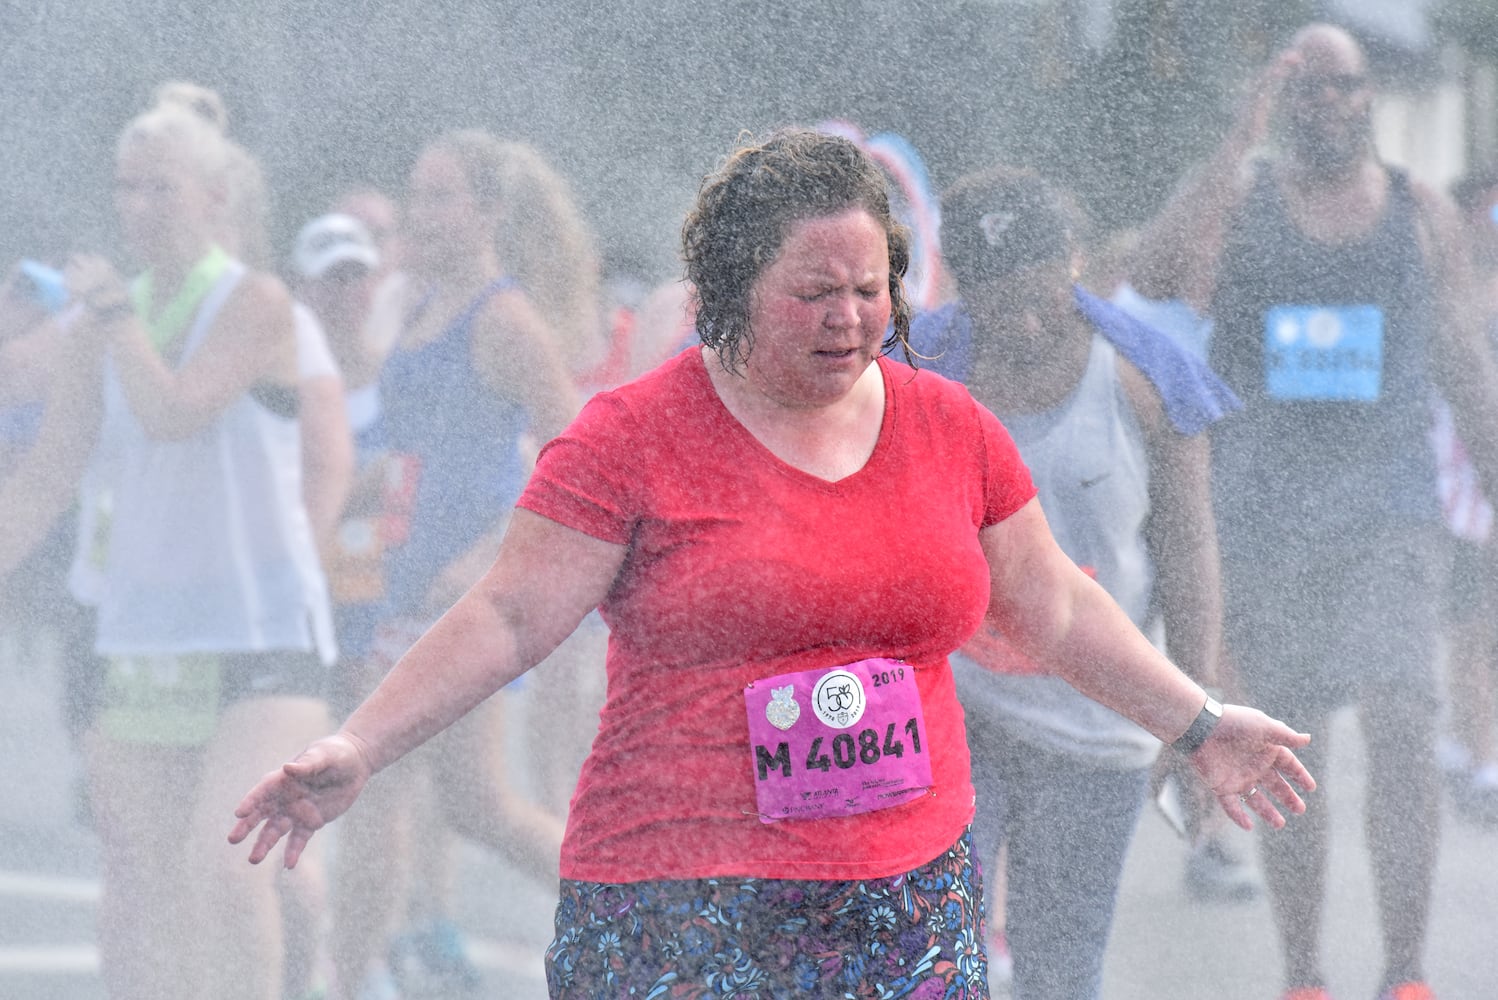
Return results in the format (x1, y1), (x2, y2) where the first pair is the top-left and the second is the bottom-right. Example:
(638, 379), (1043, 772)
(743, 658), (933, 824)
(1263, 304), (1383, 402)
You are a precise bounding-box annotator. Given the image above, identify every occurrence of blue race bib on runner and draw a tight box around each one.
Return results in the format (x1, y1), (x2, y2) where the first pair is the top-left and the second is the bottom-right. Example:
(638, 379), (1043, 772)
(1263, 304), (1384, 402)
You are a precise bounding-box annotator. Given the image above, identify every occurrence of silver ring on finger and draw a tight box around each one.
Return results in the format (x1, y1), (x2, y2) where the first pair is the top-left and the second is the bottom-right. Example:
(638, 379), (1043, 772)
(1243, 786), (1260, 800)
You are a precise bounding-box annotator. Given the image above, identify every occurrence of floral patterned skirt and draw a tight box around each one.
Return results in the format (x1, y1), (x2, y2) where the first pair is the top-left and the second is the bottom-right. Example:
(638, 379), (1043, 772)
(544, 831), (988, 999)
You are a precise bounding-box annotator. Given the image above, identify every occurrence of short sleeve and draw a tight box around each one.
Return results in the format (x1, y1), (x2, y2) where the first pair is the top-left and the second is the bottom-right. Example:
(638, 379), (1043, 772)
(517, 392), (641, 545)
(974, 400), (1037, 528)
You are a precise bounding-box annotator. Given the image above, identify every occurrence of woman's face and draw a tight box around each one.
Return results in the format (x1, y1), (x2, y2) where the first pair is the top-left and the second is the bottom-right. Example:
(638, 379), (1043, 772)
(114, 137), (219, 264)
(403, 147), (491, 275)
(740, 207), (892, 408)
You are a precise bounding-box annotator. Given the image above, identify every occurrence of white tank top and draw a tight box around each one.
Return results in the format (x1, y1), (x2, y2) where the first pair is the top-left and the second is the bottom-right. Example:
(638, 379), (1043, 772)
(294, 301), (340, 381)
(955, 335), (1160, 769)
(91, 261), (335, 662)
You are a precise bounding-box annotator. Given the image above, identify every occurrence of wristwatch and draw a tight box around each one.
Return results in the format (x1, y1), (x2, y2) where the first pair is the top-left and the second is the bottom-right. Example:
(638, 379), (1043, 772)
(1171, 694), (1223, 755)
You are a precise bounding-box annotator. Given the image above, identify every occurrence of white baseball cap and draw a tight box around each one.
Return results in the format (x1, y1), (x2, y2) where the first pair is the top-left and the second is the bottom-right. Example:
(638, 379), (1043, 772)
(293, 213), (379, 279)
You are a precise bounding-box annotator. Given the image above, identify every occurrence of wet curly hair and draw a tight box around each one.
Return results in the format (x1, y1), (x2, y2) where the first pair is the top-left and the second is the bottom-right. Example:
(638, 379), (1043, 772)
(682, 127), (912, 372)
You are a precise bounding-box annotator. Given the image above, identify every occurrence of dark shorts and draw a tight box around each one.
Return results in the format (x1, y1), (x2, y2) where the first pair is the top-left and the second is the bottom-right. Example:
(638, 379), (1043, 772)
(80, 648), (325, 740)
(964, 717), (1148, 1000)
(216, 650), (326, 703)
(1221, 525), (1447, 726)
(545, 831), (989, 999)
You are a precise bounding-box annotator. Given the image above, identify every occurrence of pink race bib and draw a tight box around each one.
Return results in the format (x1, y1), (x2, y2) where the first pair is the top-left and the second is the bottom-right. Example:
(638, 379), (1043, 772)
(743, 658), (933, 823)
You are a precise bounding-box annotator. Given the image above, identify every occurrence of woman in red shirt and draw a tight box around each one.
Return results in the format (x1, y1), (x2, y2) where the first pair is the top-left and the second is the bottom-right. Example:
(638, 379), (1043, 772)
(233, 128), (1314, 998)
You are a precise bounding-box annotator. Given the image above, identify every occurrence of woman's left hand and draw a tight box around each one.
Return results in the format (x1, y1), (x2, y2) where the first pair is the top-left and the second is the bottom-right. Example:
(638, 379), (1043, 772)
(66, 255), (134, 347)
(1189, 704), (1315, 830)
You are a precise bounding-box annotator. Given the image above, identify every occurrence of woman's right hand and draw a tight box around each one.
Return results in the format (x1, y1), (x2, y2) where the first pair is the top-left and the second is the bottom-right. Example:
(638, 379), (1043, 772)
(63, 255), (130, 313)
(1190, 704), (1315, 831)
(227, 731), (378, 868)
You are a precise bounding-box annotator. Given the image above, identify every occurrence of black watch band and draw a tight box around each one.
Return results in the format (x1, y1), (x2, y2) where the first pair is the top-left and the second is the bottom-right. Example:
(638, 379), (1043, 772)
(1171, 695), (1223, 755)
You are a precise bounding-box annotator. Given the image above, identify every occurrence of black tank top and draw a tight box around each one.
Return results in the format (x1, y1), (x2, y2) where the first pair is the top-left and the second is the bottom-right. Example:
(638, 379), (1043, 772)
(1209, 163), (1439, 557)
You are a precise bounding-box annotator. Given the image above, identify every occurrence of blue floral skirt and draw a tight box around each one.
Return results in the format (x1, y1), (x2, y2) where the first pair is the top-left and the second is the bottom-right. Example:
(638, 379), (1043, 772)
(544, 831), (988, 999)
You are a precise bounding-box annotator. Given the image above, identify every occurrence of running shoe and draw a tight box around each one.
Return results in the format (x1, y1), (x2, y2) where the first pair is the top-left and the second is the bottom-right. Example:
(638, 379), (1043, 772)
(1184, 835), (1262, 902)
(1376, 982), (1435, 1000)
(1279, 988), (1332, 1000)
(986, 926), (1013, 990)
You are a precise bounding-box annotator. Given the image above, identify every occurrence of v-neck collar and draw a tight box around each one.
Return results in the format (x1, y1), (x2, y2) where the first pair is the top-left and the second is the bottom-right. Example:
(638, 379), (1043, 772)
(688, 347), (897, 491)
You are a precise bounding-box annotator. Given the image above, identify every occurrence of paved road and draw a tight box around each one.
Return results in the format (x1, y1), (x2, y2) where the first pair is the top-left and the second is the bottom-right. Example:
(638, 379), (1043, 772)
(0, 627), (557, 1000)
(1104, 707), (1498, 1000)
(4, 629), (1496, 1000)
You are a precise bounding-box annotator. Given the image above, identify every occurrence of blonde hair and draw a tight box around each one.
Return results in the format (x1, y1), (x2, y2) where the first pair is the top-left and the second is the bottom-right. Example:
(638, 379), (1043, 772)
(428, 130), (603, 373)
(142, 82), (271, 267)
(220, 141), (272, 268)
(152, 80), (230, 134)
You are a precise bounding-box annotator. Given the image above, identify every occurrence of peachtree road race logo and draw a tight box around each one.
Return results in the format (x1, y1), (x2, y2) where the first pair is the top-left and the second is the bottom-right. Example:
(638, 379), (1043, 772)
(812, 668), (866, 729)
(765, 685), (800, 731)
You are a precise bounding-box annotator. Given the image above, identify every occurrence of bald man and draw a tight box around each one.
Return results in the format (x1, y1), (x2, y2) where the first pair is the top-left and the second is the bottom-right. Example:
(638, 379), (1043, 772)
(1133, 24), (1498, 1000)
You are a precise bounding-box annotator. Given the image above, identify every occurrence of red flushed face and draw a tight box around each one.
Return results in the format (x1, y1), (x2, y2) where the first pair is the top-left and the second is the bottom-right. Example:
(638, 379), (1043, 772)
(742, 208), (892, 408)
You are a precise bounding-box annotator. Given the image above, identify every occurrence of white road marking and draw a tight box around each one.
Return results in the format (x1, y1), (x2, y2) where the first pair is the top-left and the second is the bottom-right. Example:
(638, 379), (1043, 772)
(0, 870), (100, 903)
(0, 945), (98, 974)
(0, 870), (543, 986)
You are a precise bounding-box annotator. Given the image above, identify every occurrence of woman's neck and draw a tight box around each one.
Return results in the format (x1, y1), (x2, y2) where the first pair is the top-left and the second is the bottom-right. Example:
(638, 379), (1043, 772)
(706, 350), (886, 482)
(401, 247), (505, 349)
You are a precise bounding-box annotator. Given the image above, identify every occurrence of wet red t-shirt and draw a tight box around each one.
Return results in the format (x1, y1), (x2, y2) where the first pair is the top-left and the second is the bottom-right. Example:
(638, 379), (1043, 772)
(518, 350), (1035, 881)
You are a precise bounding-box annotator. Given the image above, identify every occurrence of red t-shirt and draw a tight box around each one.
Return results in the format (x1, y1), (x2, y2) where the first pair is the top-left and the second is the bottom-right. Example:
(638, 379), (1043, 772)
(519, 349), (1036, 881)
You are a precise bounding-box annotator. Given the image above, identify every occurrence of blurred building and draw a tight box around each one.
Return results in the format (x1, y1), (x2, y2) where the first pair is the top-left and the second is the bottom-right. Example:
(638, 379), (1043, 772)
(1, 1), (1496, 277)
